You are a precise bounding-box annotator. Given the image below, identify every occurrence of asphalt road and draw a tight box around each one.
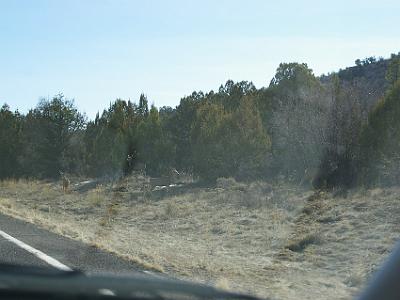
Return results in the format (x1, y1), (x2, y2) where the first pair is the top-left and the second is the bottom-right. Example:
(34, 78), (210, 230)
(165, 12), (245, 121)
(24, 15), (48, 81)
(0, 213), (143, 275)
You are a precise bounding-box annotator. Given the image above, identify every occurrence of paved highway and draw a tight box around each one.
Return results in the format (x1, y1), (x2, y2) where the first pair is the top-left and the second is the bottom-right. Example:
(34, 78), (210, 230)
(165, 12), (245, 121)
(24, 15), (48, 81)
(0, 213), (142, 274)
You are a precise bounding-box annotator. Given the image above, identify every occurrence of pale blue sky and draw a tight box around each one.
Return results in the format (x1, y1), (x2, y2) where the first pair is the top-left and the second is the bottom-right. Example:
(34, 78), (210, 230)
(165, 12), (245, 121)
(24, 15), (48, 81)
(1, 0), (399, 119)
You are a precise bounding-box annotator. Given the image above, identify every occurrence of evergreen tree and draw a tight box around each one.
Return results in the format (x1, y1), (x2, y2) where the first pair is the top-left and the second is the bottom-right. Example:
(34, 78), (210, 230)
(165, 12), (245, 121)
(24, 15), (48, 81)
(138, 94), (149, 117)
(0, 104), (22, 178)
(19, 95), (86, 178)
(386, 54), (400, 86)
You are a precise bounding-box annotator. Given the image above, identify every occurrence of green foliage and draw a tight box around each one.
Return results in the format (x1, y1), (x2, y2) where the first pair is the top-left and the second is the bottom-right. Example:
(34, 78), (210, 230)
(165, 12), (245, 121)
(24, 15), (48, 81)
(270, 62), (317, 89)
(0, 104), (22, 178)
(170, 92), (204, 171)
(84, 99), (138, 177)
(19, 95), (86, 178)
(83, 98), (175, 178)
(1, 55), (398, 188)
(216, 80), (257, 110)
(191, 97), (270, 181)
(138, 94), (149, 117)
(358, 80), (400, 185)
(386, 55), (400, 86)
(136, 105), (175, 176)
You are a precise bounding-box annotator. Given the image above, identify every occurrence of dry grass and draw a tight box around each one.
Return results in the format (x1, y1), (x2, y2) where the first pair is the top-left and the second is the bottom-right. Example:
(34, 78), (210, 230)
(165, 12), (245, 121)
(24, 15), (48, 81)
(0, 177), (399, 300)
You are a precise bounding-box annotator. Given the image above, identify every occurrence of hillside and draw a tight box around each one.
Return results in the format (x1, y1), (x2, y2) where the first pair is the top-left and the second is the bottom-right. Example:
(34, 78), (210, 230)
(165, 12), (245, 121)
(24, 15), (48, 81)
(0, 177), (398, 300)
(320, 56), (392, 115)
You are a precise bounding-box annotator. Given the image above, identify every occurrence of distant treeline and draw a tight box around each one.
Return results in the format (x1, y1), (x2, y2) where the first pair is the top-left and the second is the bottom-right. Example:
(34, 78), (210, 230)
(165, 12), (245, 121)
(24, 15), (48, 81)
(1, 53), (400, 188)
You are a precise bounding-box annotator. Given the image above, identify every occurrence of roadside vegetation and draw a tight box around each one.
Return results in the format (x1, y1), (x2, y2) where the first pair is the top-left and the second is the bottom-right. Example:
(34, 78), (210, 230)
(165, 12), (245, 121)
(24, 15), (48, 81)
(0, 178), (399, 300)
(1, 53), (400, 299)
(1, 53), (399, 187)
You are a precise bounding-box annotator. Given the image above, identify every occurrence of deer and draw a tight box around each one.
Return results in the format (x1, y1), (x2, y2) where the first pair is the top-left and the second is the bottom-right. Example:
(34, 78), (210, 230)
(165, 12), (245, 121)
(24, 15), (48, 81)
(59, 171), (70, 193)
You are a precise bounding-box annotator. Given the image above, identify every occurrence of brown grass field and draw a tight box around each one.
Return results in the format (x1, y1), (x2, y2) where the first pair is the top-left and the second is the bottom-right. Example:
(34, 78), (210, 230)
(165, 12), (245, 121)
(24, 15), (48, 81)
(0, 175), (399, 300)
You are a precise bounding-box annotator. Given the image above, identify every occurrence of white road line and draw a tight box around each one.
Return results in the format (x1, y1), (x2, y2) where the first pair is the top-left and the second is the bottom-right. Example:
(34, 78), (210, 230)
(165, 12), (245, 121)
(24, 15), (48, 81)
(0, 229), (72, 271)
